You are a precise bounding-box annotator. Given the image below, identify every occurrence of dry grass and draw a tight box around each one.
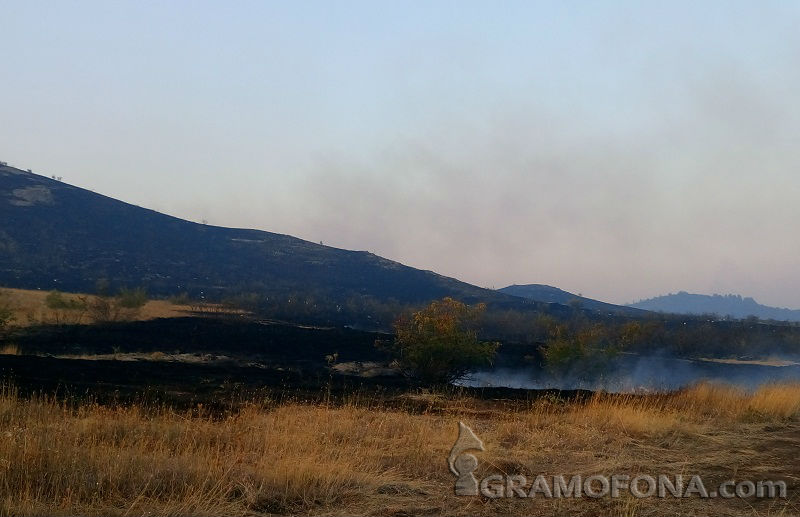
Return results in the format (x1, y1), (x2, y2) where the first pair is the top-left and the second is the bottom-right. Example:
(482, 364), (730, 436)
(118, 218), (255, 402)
(0, 287), (194, 327)
(0, 344), (19, 356)
(0, 382), (799, 516)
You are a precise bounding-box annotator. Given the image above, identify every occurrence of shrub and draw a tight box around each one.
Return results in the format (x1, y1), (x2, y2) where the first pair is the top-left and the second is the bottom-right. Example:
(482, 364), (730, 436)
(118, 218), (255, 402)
(381, 297), (499, 385)
(85, 287), (147, 323)
(117, 287), (148, 309)
(45, 290), (86, 311)
(541, 322), (619, 380)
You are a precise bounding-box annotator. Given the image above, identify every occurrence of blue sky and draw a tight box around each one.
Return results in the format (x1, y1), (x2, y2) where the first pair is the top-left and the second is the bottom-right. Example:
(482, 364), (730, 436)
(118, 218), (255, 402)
(2, 1), (800, 307)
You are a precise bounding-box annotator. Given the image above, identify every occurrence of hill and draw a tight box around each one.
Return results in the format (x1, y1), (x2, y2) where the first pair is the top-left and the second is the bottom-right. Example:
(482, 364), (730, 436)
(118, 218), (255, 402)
(629, 291), (800, 322)
(0, 165), (525, 319)
(498, 284), (648, 316)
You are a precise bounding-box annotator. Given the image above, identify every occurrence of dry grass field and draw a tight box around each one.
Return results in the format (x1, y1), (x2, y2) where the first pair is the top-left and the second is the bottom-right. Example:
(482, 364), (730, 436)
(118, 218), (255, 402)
(0, 287), (225, 327)
(0, 382), (799, 516)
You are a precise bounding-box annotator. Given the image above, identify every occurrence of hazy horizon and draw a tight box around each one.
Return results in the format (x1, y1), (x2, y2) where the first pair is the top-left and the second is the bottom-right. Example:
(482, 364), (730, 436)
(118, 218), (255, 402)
(3, 1), (800, 308)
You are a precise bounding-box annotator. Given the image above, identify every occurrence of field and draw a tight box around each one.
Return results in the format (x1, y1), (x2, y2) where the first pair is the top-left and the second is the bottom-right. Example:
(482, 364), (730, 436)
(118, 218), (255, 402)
(0, 287), (192, 327)
(1, 383), (799, 516)
(2, 287), (800, 515)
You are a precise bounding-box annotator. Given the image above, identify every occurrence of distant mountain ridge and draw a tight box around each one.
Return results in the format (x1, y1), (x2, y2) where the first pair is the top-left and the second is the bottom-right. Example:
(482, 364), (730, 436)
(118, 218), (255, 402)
(629, 292), (800, 322)
(0, 165), (522, 309)
(498, 284), (648, 316)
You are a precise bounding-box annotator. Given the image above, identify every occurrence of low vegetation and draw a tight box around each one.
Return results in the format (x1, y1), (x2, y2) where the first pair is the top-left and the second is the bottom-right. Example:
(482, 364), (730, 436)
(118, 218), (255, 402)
(0, 291), (12, 336)
(222, 288), (800, 364)
(0, 382), (798, 516)
(0, 287), (195, 328)
(380, 298), (500, 385)
(46, 283), (151, 324)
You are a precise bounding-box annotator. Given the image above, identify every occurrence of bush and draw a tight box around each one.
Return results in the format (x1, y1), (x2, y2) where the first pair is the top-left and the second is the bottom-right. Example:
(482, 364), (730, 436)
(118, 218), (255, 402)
(86, 296), (118, 323)
(117, 287), (148, 309)
(85, 287), (148, 323)
(381, 297), (499, 385)
(45, 290), (86, 311)
(541, 322), (619, 380)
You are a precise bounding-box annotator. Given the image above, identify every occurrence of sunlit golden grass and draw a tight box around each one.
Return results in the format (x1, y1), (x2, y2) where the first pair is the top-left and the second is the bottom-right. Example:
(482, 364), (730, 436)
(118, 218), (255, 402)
(0, 287), (194, 328)
(670, 381), (800, 420)
(0, 382), (798, 516)
(744, 383), (800, 419)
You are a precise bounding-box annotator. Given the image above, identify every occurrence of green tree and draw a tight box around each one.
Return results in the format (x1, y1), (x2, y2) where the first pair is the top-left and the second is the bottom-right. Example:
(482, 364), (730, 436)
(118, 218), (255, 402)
(542, 321), (619, 379)
(381, 297), (499, 385)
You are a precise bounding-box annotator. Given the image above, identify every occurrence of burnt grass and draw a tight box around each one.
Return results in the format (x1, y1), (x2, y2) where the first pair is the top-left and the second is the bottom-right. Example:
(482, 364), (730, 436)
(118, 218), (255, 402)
(0, 316), (590, 411)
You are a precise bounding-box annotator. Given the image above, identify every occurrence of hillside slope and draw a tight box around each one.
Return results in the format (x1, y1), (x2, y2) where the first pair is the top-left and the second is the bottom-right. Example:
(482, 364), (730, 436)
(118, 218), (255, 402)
(0, 165), (518, 307)
(499, 284), (648, 316)
(630, 292), (800, 322)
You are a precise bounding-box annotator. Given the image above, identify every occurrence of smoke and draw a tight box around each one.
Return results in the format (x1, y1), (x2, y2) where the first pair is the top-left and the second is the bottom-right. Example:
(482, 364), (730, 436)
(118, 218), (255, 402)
(4, 3), (800, 308)
(269, 59), (800, 309)
(460, 353), (800, 393)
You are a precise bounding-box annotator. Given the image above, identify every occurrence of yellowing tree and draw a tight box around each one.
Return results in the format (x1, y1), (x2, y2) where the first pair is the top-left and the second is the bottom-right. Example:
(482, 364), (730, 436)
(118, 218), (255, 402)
(384, 297), (499, 385)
